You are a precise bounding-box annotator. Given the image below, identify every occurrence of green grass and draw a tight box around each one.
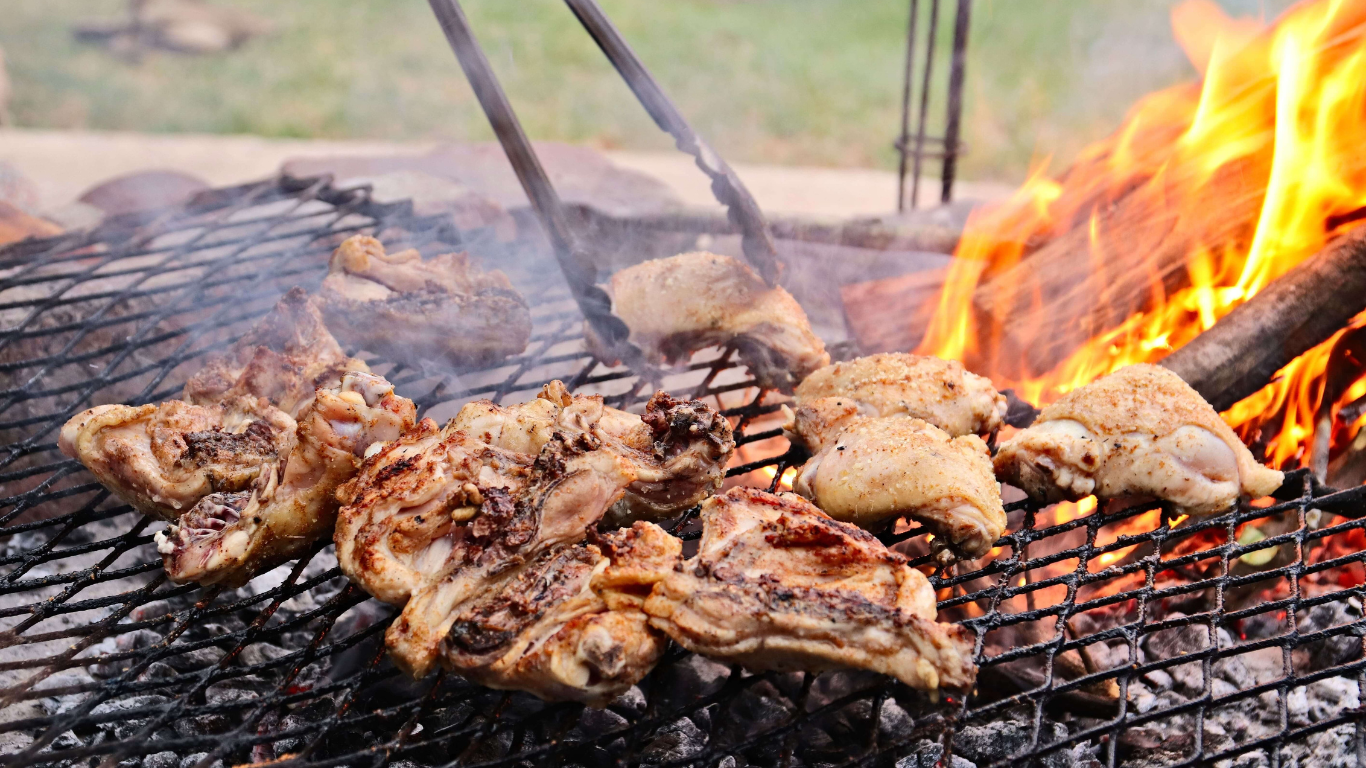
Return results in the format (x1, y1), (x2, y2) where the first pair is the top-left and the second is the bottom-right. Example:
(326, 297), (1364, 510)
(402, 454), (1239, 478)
(1, 0), (1300, 182)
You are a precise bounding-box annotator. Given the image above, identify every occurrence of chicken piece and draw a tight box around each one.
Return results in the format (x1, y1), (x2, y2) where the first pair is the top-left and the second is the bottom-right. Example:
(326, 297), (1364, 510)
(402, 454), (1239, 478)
(450, 380), (735, 522)
(995, 364), (1284, 515)
(441, 522), (681, 706)
(643, 487), (976, 691)
(787, 353), (1006, 451)
(157, 372), (415, 586)
(314, 234), (531, 368)
(59, 395), (296, 521)
(184, 287), (368, 417)
(791, 417), (1005, 559)
(586, 252), (829, 392)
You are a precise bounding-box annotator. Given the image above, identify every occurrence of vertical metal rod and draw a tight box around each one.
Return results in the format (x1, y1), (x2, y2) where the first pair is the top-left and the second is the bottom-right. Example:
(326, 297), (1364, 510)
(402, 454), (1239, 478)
(941, 0), (973, 204)
(896, 0), (921, 212)
(909, 0), (941, 210)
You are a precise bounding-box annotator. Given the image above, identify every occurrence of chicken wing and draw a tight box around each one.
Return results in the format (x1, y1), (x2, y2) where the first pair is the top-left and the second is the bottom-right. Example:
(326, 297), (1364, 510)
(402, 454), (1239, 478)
(183, 287), (368, 417)
(59, 395), (296, 520)
(586, 252), (829, 392)
(314, 235), (531, 368)
(157, 371), (415, 586)
(643, 487), (976, 691)
(791, 417), (1004, 559)
(994, 364), (1284, 515)
(441, 522), (681, 706)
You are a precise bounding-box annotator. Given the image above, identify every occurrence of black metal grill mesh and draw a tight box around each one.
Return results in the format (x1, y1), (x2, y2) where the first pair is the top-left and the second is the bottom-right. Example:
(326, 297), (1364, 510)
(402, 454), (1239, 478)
(1, 177), (1364, 768)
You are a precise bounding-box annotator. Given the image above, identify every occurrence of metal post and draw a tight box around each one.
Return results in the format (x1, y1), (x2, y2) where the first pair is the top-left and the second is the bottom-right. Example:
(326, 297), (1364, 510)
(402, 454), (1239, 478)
(941, 0), (973, 204)
(896, 0), (920, 212)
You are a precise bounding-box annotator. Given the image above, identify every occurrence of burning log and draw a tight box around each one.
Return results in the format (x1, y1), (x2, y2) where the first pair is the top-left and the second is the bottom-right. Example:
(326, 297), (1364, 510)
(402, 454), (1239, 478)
(1160, 225), (1366, 412)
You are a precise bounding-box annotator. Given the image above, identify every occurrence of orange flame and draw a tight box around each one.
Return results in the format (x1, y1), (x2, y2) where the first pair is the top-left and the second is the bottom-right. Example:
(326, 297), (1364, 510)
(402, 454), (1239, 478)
(919, 0), (1366, 469)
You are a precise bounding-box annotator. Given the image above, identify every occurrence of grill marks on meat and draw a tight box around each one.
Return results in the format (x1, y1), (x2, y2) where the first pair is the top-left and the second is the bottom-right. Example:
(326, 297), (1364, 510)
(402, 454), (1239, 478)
(59, 395), (296, 520)
(643, 487), (977, 692)
(994, 364), (1284, 515)
(314, 235), (530, 368)
(156, 371), (415, 586)
(585, 252), (829, 393)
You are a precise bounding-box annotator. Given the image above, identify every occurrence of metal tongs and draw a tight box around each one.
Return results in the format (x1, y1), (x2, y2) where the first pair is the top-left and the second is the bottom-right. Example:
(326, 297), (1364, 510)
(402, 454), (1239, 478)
(427, 0), (781, 366)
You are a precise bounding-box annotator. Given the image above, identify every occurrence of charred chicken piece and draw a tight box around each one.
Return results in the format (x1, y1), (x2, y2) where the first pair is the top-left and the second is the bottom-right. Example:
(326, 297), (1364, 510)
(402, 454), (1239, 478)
(441, 522), (681, 706)
(60, 395), (296, 520)
(586, 252), (829, 392)
(450, 380), (735, 522)
(994, 364), (1284, 516)
(314, 235), (531, 368)
(787, 353), (1006, 450)
(643, 487), (976, 691)
(791, 417), (1005, 559)
(184, 287), (368, 417)
(157, 372), (415, 586)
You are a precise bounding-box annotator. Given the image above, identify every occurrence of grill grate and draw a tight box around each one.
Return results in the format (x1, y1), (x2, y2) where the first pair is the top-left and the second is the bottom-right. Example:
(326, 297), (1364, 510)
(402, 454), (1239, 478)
(0, 177), (1364, 768)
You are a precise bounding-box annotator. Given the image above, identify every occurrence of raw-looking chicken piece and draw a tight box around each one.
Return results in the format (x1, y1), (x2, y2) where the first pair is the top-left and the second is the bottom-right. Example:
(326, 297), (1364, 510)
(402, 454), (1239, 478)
(790, 417), (1005, 559)
(442, 522), (681, 706)
(787, 353), (1006, 451)
(450, 380), (734, 522)
(60, 395), (296, 520)
(183, 287), (368, 417)
(585, 252), (829, 392)
(314, 234), (531, 368)
(643, 487), (976, 691)
(157, 371), (415, 586)
(994, 364), (1284, 515)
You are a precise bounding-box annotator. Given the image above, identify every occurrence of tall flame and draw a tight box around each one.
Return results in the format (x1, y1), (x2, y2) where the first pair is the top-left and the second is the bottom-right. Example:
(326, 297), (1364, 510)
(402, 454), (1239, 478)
(919, 0), (1366, 469)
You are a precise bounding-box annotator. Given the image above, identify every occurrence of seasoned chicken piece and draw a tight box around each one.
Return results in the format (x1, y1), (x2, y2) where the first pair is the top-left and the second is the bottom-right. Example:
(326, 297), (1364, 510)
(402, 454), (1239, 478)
(791, 418), (1004, 558)
(157, 372), (415, 586)
(787, 353), (1006, 451)
(450, 380), (734, 522)
(314, 235), (531, 368)
(184, 287), (368, 417)
(442, 522), (681, 706)
(586, 252), (829, 392)
(995, 364), (1284, 515)
(59, 395), (296, 520)
(643, 487), (976, 691)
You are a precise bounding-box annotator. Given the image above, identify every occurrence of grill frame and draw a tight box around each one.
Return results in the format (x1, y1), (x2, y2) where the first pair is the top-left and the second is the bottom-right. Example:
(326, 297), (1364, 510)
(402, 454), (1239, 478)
(0, 177), (1362, 768)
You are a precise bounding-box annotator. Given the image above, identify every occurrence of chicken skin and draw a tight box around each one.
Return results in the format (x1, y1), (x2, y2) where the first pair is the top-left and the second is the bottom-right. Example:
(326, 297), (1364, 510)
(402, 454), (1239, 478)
(183, 287), (368, 417)
(643, 487), (976, 691)
(994, 364), (1284, 515)
(788, 353), (1006, 450)
(450, 380), (735, 522)
(157, 372), (415, 587)
(586, 252), (829, 392)
(442, 522), (681, 706)
(314, 235), (531, 368)
(791, 418), (1005, 559)
(59, 395), (296, 521)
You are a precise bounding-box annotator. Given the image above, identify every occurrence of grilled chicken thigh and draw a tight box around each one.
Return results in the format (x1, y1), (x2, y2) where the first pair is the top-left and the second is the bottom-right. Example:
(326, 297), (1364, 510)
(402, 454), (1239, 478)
(442, 522), (681, 705)
(60, 395), (296, 520)
(314, 235), (531, 368)
(157, 372), (415, 586)
(995, 364), (1284, 515)
(183, 287), (367, 417)
(791, 418), (1005, 559)
(643, 487), (976, 691)
(586, 252), (829, 392)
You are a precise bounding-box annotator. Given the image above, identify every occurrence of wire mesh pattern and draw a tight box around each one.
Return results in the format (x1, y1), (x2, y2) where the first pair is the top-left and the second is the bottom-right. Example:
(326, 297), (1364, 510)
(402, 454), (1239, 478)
(0, 178), (1364, 768)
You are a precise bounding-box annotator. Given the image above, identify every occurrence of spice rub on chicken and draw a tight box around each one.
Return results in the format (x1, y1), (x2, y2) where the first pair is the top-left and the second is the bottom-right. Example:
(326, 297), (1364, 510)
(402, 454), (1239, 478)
(586, 252), (829, 392)
(314, 235), (531, 368)
(994, 364), (1285, 515)
(157, 371), (415, 587)
(643, 487), (976, 691)
(60, 395), (296, 520)
(183, 287), (368, 417)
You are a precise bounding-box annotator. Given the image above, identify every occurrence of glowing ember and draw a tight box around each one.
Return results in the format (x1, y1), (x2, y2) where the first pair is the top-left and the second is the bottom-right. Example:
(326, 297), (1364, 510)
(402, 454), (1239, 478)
(918, 0), (1366, 472)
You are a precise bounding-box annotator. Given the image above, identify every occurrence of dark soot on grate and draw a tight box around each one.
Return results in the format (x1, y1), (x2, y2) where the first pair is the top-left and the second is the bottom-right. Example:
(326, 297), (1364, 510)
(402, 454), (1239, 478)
(0, 177), (1364, 768)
